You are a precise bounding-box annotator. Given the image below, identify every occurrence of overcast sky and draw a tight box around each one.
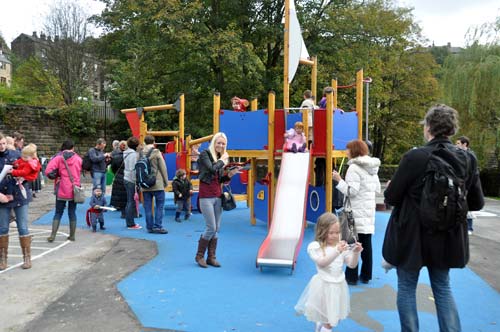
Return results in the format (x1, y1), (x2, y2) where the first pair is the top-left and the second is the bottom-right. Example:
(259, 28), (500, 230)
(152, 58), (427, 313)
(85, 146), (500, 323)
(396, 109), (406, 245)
(1, 0), (499, 48)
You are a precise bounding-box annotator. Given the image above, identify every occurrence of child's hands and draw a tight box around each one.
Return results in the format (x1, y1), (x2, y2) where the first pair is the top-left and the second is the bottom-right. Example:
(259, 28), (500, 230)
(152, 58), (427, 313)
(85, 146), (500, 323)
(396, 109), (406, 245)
(94, 205), (101, 209)
(351, 242), (363, 253)
(178, 193), (182, 198)
(336, 240), (348, 252)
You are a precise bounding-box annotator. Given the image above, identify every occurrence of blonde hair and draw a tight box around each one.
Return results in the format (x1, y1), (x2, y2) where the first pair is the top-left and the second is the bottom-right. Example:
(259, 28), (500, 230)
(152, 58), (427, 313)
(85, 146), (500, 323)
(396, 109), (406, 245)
(22, 143), (37, 158)
(294, 121), (304, 130)
(314, 212), (338, 248)
(208, 132), (227, 161)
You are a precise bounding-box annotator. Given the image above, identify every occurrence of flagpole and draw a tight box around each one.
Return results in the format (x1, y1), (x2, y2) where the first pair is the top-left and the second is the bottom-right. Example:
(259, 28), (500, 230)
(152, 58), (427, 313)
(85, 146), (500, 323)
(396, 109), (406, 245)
(283, 0), (290, 110)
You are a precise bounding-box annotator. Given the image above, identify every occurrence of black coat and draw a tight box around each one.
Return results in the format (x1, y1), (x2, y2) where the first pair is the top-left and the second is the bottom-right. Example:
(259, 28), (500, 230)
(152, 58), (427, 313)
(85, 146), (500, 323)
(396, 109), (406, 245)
(172, 177), (193, 203)
(198, 150), (230, 186)
(382, 138), (484, 270)
(110, 151), (127, 209)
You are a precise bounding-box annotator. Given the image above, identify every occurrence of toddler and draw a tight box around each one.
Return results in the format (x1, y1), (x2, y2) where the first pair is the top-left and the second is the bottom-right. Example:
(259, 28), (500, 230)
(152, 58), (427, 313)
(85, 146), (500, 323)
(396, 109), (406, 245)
(88, 185), (107, 232)
(10, 143), (41, 199)
(284, 121), (307, 153)
(172, 169), (193, 222)
(295, 212), (363, 332)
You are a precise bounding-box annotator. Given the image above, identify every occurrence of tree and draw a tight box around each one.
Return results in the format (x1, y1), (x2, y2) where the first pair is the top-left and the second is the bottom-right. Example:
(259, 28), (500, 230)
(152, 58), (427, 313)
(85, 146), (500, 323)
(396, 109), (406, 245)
(43, 0), (97, 105)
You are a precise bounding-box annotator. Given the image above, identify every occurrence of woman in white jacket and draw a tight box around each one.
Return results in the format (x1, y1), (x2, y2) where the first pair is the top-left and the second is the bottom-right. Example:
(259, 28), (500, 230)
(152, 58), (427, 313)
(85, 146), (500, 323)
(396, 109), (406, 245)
(332, 139), (381, 285)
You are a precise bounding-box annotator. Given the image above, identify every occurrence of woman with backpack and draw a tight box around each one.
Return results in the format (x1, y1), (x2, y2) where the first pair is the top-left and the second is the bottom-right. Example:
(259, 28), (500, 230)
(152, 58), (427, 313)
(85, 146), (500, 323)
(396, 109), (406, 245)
(194, 132), (240, 268)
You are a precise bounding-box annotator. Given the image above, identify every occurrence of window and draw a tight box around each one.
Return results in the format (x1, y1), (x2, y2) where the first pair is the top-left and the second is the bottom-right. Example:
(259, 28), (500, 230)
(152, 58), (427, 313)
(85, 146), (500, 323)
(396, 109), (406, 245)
(0, 77), (7, 85)
(0, 62), (5, 70)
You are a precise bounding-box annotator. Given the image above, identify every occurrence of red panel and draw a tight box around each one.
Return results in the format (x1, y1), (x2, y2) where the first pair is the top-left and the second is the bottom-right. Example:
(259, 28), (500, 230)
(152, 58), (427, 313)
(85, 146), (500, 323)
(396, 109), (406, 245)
(274, 109), (286, 151)
(177, 151), (187, 170)
(166, 141), (176, 153)
(125, 112), (141, 138)
(313, 109), (326, 154)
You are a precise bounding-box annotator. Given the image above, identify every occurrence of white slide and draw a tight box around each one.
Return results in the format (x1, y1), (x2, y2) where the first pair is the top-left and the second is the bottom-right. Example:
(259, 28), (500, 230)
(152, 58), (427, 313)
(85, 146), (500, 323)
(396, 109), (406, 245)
(256, 151), (310, 271)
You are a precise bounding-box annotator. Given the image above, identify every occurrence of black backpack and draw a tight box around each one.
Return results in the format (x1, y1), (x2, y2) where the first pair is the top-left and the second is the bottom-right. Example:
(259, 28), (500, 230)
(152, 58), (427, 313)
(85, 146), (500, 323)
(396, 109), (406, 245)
(420, 144), (469, 232)
(81, 149), (93, 172)
(135, 149), (156, 188)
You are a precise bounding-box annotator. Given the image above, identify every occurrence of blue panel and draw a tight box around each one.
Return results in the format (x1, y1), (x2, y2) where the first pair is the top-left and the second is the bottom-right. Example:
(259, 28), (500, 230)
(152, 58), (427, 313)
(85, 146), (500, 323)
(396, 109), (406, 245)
(286, 112), (303, 131)
(220, 109), (268, 150)
(254, 182), (268, 223)
(163, 153), (177, 181)
(306, 185), (326, 223)
(333, 111), (358, 150)
(229, 173), (247, 194)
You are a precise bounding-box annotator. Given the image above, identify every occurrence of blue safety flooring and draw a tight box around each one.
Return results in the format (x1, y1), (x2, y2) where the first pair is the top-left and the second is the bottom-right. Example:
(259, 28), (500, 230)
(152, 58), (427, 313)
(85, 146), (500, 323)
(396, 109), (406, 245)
(34, 194), (500, 332)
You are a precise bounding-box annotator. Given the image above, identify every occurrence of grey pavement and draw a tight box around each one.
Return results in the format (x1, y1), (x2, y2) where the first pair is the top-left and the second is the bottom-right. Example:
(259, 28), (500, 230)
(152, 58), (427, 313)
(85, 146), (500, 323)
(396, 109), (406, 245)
(0, 184), (499, 332)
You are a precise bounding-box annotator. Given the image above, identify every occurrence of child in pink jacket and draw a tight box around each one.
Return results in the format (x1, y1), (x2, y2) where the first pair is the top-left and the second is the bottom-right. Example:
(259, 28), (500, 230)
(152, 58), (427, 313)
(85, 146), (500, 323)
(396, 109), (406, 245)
(284, 121), (307, 153)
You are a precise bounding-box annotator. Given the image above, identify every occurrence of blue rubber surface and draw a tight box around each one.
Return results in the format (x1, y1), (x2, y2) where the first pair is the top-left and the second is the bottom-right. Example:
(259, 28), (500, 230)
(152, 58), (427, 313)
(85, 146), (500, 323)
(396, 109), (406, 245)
(34, 196), (500, 332)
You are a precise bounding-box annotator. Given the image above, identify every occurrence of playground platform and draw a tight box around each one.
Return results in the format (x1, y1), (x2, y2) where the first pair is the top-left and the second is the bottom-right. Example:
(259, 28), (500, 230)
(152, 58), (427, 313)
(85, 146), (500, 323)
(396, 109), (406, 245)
(1, 188), (499, 332)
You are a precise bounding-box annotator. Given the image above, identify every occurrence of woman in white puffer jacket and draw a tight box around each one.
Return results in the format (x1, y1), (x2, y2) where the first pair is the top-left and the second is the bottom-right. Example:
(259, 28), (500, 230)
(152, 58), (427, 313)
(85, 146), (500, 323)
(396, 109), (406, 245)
(332, 139), (381, 285)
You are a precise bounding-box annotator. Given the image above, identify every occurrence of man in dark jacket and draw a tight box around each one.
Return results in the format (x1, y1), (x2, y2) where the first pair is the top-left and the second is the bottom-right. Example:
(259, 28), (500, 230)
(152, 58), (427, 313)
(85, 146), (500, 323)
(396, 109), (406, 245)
(89, 138), (110, 194)
(382, 104), (484, 332)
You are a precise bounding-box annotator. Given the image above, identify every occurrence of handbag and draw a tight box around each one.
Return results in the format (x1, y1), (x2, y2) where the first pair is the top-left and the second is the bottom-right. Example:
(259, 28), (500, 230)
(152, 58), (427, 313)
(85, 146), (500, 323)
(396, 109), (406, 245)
(338, 187), (357, 244)
(62, 157), (87, 204)
(221, 185), (236, 211)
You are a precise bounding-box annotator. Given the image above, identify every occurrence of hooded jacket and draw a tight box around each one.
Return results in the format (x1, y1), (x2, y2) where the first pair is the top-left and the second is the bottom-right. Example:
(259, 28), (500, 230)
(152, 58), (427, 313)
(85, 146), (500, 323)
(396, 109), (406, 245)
(45, 151), (82, 200)
(141, 145), (168, 192)
(336, 155), (381, 234)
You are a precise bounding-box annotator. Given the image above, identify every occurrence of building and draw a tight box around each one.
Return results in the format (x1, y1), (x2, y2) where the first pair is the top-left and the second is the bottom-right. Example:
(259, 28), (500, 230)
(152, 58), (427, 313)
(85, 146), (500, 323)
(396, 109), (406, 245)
(11, 31), (104, 100)
(0, 49), (12, 86)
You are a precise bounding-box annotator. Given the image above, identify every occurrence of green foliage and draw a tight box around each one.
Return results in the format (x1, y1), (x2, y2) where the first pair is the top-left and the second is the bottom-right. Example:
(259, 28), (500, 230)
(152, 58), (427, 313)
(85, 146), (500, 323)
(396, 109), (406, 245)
(46, 101), (97, 139)
(441, 43), (500, 167)
(92, 0), (440, 158)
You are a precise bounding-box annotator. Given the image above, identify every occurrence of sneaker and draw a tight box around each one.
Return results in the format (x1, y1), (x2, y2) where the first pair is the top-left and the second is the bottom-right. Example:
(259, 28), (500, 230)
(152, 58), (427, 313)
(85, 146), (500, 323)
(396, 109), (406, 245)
(127, 224), (142, 230)
(360, 277), (369, 284)
(346, 280), (358, 286)
(468, 230), (473, 235)
(300, 143), (307, 152)
(152, 228), (168, 234)
(184, 213), (192, 220)
(291, 143), (297, 153)
(100, 226), (106, 230)
(175, 217), (182, 223)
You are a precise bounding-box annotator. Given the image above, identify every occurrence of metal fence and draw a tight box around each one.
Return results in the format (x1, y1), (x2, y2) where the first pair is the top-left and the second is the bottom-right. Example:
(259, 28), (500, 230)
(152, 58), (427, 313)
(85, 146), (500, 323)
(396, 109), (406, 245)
(92, 100), (120, 122)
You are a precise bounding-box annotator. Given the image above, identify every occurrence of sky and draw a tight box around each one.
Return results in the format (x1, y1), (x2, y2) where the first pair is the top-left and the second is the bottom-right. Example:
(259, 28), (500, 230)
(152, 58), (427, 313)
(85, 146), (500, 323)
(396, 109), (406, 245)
(1, 0), (499, 48)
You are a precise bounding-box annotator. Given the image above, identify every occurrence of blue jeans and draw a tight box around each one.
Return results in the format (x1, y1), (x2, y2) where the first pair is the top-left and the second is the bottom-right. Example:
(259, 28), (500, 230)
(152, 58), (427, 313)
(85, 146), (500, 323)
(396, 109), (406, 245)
(199, 197), (222, 240)
(92, 171), (106, 192)
(124, 180), (137, 227)
(0, 205), (29, 236)
(143, 190), (165, 231)
(397, 267), (461, 332)
(53, 199), (77, 221)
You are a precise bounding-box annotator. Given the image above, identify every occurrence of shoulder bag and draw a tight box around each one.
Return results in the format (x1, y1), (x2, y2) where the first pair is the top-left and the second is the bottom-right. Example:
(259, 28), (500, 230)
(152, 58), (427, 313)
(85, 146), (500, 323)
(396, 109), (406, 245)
(221, 184), (236, 211)
(339, 187), (357, 244)
(62, 158), (86, 204)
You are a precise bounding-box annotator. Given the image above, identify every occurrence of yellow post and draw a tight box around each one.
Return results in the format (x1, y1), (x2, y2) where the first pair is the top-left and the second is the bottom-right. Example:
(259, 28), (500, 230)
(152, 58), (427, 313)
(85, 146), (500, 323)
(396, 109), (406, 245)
(283, 0), (290, 110)
(356, 69), (364, 140)
(331, 79), (338, 109)
(213, 93), (220, 134)
(251, 98), (258, 111)
(249, 157), (256, 225)
(325, 87), (334, 213)
(268, 91), (276, 228)
(179, 94), (185, 152)
(312, 56), (318, 103)
(186, 135), (192, 177)
(139, 111), (147, 144)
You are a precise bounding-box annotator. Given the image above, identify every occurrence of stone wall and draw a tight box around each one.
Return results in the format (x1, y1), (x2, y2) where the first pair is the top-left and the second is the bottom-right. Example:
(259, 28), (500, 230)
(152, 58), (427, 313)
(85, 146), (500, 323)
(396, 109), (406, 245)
(0, 105), (119, 157)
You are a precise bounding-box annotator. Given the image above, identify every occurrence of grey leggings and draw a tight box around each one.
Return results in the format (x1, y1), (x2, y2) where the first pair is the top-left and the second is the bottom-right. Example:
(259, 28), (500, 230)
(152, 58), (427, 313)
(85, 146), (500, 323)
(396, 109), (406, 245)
(199, 197), (222, 240)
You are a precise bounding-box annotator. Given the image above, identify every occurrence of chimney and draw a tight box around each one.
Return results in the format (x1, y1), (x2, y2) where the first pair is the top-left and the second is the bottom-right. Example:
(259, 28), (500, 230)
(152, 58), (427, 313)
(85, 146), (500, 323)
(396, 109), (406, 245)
(447, 42), (451, 48)
(32, 31), (38, 38)
(40, 32), (46, 40)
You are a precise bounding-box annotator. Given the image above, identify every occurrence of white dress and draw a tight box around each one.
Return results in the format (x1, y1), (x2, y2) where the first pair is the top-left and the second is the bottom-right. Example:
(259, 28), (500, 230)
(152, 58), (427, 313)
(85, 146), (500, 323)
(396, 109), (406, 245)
(295, 241), (350, 327)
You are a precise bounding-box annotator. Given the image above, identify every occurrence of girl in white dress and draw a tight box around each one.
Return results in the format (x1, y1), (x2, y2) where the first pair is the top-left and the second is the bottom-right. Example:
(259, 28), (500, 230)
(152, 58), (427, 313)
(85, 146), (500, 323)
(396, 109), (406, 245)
(295, 212), (363, 332)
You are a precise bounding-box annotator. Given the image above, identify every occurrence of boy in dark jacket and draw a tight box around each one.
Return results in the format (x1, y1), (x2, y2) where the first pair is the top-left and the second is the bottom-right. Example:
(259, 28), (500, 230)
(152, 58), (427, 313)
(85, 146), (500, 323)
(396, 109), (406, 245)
(172, 169), (193, 222)
(88, 185), (107, 232)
